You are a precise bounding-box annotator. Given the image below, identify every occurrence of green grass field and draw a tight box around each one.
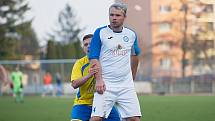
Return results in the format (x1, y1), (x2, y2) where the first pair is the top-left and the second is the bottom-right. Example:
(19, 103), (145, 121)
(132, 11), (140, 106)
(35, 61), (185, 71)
(0, 95), (215, 121)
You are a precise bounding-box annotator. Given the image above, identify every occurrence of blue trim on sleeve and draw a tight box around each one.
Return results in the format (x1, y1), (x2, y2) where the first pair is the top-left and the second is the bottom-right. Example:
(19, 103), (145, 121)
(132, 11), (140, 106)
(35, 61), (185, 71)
(77, 63), (90, 99)
(133, 36), (141, 55)
(81, 63), (90, 76)
(88, 26), (106, 60)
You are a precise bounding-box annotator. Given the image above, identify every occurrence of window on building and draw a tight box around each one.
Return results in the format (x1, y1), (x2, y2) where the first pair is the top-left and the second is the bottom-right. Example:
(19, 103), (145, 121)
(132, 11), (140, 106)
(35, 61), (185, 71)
(193, 58), (204, 66)
(160, 58), (171, 69)
(159, 41), (171, 51)
(159, 23), (172, 32)
(208, 55), (215, 65)
(203, 4), (213, 13)
(159, 5), (171, 13)
(205, 40), (214, 49)
(206, 22), (214, 31)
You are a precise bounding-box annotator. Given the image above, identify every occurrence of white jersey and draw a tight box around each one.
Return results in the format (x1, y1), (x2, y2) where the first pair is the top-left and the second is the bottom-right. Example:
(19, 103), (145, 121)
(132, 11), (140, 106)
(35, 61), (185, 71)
(89, 25), (140, 88)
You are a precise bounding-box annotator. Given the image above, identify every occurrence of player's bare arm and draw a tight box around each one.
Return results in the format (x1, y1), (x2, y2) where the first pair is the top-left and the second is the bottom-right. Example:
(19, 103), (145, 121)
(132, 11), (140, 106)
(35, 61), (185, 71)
(71, 64), (98, 89)
(90, 59), (106, 94)
(131, 55), (139, 80)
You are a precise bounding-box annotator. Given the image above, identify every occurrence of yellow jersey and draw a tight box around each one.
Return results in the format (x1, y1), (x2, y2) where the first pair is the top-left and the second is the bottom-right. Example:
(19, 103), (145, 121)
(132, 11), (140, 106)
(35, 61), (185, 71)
(71, 56), (95, 105)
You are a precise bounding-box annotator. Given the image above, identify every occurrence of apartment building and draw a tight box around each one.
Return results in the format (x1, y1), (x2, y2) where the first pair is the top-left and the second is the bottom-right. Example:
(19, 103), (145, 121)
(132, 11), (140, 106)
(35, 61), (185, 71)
(116, 0), (215, 80)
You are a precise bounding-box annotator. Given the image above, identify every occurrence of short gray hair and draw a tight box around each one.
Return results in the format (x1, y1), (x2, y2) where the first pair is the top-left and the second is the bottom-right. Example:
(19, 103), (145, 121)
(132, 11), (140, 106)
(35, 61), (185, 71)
(109, 2), (127, 16)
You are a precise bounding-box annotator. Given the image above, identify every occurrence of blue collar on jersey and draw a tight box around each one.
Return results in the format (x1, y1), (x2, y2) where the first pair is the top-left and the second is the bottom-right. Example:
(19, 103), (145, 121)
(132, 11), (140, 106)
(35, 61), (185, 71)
(108, 25), (123, 33)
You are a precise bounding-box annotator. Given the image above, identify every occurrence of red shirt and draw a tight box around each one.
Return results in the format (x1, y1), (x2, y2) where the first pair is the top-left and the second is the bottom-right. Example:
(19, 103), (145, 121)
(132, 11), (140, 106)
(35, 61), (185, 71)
(43, 73), (52, 85)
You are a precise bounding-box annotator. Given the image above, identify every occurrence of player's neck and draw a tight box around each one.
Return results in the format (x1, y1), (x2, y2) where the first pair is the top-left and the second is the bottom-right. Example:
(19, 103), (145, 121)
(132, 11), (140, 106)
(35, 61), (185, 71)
(109, 25), (123, 33)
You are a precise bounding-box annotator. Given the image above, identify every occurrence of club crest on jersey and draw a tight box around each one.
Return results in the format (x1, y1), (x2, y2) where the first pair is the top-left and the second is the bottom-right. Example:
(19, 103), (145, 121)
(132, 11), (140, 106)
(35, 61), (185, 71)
(123, 36), (129, 42)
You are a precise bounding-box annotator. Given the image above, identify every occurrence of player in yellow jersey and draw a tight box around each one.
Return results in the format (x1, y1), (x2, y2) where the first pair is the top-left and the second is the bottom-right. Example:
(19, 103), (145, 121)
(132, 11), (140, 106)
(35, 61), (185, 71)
(70, 34), (120, 121)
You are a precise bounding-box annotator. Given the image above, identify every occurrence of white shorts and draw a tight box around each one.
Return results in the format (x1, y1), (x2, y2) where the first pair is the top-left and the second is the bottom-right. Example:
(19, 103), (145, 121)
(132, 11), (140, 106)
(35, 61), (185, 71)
(91, 87), (142, 118)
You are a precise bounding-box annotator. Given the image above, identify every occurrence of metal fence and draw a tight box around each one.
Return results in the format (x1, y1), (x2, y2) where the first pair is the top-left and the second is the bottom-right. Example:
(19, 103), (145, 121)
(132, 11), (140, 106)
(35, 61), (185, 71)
(0, 59), (76, 95)
(152, 75), (215, 94)
(1, 59), (215, 95)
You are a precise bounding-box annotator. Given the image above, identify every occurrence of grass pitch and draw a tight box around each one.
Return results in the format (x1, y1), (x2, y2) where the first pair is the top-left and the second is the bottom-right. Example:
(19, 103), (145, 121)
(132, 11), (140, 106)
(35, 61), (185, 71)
(0, 95), (215, 121)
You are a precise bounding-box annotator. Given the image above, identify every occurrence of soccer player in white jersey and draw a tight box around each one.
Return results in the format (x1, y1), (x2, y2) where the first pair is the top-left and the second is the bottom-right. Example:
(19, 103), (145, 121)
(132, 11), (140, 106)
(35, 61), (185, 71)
(88, 2), (142, 121)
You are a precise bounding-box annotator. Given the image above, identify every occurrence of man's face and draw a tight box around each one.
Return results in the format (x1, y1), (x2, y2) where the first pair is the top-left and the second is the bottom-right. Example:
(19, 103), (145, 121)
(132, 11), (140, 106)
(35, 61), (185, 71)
(83, 38), (91, 54)
(109, 7), (126, 29)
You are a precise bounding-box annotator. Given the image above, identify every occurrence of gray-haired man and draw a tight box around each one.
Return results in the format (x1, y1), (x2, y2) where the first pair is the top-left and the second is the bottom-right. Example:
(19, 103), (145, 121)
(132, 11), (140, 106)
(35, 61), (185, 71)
(89, 2), (142, 121)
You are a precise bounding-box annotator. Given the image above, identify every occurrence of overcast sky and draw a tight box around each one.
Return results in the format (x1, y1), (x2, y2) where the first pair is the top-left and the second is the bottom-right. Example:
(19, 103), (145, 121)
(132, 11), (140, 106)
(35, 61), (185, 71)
(27, 0), (114, 46)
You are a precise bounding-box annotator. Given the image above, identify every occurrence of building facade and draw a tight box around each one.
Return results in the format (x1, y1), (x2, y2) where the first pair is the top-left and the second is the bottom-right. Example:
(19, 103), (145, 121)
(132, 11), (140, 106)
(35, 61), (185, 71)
(116, 0), (215, 80)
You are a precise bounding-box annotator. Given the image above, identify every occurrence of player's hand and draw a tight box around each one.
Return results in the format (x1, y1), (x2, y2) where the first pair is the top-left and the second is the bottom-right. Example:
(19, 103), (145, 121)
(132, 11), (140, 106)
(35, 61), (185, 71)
(89, 63), (99, 76)
(96, 80), (106, 94)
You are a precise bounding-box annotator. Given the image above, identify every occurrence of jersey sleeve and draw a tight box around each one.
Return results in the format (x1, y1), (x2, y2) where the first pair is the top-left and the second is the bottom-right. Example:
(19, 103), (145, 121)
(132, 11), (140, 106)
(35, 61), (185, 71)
(131, 35), (141, 56)
(71, 60), (82, 83)
(88, 28), (102, 60)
